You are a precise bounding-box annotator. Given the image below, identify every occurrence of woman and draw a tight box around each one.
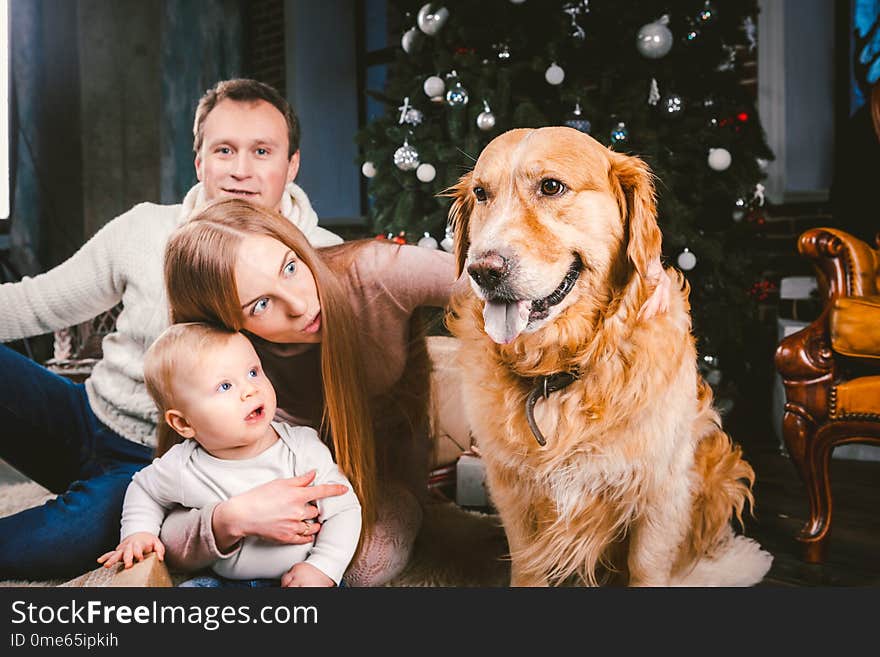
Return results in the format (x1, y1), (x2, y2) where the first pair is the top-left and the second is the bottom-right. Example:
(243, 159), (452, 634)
(159, 198), (453, 586)
(158, 198), (670, 586)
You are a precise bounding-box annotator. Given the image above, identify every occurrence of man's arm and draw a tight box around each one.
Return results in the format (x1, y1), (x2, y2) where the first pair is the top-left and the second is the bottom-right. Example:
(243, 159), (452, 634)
(0, 206), (140, 340)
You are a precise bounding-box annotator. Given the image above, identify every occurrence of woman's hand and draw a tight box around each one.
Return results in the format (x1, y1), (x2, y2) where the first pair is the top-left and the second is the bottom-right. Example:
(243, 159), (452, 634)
(637, 256), (671, 321)
(211, 471), (348, 551)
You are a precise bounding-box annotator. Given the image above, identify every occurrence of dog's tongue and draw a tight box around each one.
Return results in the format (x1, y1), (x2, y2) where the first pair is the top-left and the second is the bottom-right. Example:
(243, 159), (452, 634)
(483, 300), (531, 344)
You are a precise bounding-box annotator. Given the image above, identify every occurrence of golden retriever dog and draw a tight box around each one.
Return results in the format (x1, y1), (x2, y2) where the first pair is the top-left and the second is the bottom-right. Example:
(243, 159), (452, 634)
(446, 126), (773, 587)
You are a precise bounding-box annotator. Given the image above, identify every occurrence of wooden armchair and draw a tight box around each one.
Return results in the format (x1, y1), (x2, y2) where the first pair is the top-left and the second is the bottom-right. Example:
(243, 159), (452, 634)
(774, 228), (880, 563)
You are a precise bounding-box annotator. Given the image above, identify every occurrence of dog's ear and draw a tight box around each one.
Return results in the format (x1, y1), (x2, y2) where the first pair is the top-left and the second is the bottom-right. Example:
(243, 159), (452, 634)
(609, 152), (662, 278)
(444, 171), (474, 276)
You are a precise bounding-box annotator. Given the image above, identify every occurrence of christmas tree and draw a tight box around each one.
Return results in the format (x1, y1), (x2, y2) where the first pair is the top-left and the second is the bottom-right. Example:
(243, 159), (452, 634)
(356, 0), (774, 395)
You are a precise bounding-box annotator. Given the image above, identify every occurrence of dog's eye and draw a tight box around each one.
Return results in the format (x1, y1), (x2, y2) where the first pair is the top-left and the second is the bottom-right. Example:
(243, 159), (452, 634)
(473, 186), (487, 202)
(539, 179), (565, 196)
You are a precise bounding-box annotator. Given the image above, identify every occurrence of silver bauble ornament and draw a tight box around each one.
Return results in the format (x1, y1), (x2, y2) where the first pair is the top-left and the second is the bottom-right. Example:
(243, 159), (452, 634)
(361, 161), (377, 178)
(393, 141), (420, 171)
(701, 354), (720, 370)
(697, 1), (717, 24)
(416, 162), (436, 182)
(476, 100), (496, 131)
(445, 81), (469, 107)
(610, 121), (629, 146)
(417, 3), (449, 36)
(418, 232), (439, 249)
(732, 197), (747, 222)
(564, 102), (591, 134)
(545, 62), (565, 85)
(423, 75), (445, 99)
(636, 15), (673, 59)
(661, 93), (684, 119)
(677, 248), (697, 271)
(401, 27), (419, 53)
(708, 147), (732, 171)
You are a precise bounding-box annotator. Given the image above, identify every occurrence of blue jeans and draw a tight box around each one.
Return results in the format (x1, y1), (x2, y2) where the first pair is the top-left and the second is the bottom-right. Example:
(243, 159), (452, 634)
(0, 344), (153, 579)
(179, 573), (346, 588)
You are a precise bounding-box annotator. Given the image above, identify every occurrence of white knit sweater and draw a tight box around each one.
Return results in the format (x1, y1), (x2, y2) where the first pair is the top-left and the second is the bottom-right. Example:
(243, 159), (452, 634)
(122, 421), (361, 584)
(0, 183), (342, 448)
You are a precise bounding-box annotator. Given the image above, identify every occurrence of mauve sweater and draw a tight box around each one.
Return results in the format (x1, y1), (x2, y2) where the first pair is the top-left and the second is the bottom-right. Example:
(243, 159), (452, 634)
(159, 241), (458, 570)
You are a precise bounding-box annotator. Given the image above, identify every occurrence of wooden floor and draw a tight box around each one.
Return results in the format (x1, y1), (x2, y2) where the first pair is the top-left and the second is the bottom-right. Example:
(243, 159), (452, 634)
(725, 400), (880, 587)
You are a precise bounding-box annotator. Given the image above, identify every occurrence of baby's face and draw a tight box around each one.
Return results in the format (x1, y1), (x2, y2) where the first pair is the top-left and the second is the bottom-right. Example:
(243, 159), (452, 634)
(172, 333), (278, 458)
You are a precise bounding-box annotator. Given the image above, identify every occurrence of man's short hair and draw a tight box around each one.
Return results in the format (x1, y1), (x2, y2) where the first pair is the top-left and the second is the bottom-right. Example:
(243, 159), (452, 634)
(193, 78), (300, 158)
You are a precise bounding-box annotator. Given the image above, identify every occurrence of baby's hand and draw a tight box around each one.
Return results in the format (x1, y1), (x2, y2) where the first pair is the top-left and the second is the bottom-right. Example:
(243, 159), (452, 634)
(281, 562), (335, 587)
(97, 532), (165, 569)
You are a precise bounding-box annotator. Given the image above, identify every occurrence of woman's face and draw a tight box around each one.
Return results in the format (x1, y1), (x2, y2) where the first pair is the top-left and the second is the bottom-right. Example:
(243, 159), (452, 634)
(234, 234), (322, 344)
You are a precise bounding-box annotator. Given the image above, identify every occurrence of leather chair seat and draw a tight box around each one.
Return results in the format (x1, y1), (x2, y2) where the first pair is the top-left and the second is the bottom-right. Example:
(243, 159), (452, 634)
(831, 295), (880, 359)
(831, 376), (880, 419)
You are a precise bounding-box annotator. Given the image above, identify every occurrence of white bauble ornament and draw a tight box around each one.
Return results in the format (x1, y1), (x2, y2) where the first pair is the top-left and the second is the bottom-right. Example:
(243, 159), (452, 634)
(393, 141), (420, 171)
(440, 225), (455, 252)
(417, 3), (449, 36)
(361, 161), (377, 178)
(708, 147), (732, 171)
(636, 15), (674, 59)
(401, 27), (419, 53)
(545, 62), (565, 86)
(423, 75), (446, 99)
(416, 163), (436, 182)
(418, 232), (439, 249)
(476, 100), (496, 131)
(677, 248), (697, 271)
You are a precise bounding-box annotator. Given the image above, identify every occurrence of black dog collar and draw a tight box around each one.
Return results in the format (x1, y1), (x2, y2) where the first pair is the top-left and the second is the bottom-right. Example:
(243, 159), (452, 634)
(525, 370), (580, 446)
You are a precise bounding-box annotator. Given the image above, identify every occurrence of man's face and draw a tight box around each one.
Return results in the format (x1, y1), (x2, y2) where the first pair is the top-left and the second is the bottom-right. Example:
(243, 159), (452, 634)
(195, 99), (300, 212)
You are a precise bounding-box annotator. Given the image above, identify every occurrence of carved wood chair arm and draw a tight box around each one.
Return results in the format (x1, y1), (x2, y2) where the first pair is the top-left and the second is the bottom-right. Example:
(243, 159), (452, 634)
(775, 305), (835, 382)
(798, 228), (880, 301)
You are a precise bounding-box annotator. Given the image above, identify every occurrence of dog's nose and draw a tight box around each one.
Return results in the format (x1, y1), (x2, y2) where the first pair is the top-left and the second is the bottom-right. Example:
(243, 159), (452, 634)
(468, 252), (509, 291)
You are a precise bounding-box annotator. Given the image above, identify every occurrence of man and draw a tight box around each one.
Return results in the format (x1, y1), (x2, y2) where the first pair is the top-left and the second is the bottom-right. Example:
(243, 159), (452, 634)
(0, 79), (342, 580)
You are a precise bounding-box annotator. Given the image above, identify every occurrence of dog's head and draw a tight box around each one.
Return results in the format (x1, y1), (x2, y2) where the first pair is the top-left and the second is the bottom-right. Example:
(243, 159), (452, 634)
(448, 126), (662, 345)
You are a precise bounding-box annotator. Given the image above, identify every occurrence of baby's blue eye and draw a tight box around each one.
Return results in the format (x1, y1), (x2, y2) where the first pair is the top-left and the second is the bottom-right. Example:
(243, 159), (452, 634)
(248, 368), (259, 378)
(284, 261), (297, 275)
(252, 298), (270, 316)
(218, 382), (232, 392)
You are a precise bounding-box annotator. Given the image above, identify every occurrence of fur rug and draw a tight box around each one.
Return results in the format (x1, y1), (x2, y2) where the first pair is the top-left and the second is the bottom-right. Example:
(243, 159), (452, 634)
(0, 482), (511, 587)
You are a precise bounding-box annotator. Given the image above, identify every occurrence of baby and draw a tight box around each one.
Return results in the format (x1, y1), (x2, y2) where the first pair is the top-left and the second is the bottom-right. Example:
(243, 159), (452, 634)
(97, 322), (361, 587)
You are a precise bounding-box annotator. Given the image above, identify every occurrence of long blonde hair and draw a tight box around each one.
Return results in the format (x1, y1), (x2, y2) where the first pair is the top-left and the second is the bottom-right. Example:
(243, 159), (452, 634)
(163, 198), (377, 533)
